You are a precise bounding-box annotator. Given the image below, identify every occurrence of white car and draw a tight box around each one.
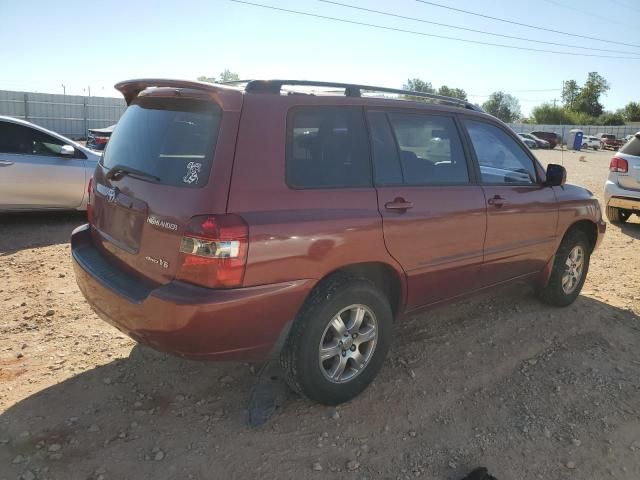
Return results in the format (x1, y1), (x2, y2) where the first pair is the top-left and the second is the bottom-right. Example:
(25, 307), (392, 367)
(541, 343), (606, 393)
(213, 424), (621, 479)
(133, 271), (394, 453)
(581, 135), (600, 150)
(604, 132), (640, 223)
(0, 116), (100, 211)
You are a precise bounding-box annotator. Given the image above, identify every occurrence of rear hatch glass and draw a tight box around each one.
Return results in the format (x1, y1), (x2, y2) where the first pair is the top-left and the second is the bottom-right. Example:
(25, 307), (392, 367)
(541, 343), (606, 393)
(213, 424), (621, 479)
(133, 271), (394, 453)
(103, 97), (221, 187)
(92, 94), (223, 284)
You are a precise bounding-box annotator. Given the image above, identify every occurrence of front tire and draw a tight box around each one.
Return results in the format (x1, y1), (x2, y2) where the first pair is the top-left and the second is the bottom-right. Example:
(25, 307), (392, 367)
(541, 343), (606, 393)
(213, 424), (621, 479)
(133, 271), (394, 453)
(280, 275), (393, 405)
(538, 230), (590, 307)
(606, 206), (631, 223)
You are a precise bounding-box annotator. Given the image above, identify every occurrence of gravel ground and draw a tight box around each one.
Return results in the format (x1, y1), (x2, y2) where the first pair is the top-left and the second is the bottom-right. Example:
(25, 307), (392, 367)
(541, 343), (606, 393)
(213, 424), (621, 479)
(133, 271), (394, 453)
(1, 148), (639, 480)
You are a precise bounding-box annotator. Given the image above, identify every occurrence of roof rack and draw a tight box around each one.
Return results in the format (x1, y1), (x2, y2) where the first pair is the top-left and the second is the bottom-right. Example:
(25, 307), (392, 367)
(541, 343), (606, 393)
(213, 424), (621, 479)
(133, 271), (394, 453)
(235, 79), (483, 112)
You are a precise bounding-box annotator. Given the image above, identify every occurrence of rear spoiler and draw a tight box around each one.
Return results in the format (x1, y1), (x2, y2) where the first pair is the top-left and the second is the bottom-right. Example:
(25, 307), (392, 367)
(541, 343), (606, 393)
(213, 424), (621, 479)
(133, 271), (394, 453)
(114, 78), (243, 110)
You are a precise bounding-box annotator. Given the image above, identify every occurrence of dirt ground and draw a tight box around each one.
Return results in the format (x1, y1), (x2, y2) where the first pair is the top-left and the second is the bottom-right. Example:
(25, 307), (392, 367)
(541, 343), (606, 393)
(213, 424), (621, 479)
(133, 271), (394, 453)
(1, 147), (639, 480)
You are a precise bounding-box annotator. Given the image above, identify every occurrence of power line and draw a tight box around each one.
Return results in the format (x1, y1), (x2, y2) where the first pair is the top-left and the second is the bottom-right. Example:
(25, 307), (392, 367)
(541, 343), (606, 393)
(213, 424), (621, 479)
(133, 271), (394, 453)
(318, 0), (640, 56)
(229, 1), (640, 59)
(610, 0), (640, 13)
(415, 0), (640, 49)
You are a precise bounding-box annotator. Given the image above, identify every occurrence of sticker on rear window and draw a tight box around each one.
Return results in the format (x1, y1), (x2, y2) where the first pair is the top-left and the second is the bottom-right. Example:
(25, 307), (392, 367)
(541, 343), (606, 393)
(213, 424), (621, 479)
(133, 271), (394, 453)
(183, 162), (202, 185)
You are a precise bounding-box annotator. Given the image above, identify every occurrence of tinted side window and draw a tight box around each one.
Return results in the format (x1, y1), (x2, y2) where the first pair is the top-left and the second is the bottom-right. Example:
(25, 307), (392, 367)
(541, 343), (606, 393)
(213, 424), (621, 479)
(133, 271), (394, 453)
(0, 122), (31, 154)
(367, 111), (403, 185)
(30, 129), (66, 156)
(287, 107), (371, 188)
(464, 120), (537, 184)
(387, 113), (469, 185)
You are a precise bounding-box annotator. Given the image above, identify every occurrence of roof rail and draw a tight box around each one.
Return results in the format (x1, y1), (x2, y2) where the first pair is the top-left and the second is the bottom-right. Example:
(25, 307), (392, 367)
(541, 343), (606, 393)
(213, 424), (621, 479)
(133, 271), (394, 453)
(241, 79), (483, 111)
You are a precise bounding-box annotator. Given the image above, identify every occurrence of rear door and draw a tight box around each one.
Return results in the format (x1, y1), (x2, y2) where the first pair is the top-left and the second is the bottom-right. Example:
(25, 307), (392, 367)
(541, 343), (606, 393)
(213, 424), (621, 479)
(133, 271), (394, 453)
(0, 120), (86, 209)
(368, 109), (486, 309)
(461, 118), (558, 286)
(91, 90), (237, 285)
(616, 134), (640, 191)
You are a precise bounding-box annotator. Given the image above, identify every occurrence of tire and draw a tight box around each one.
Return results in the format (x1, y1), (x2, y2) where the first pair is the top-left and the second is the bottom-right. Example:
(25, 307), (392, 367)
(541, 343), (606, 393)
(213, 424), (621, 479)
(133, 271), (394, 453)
(582, 143), (588, 150)
(280, 274), (393, 405)
(606, 206), (631, 223)
(538, 230), (590, 307)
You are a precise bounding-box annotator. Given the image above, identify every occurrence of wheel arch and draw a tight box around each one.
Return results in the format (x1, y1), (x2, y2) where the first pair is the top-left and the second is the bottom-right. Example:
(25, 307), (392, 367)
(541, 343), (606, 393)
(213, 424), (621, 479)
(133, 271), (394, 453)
(563, 219), (598, 253)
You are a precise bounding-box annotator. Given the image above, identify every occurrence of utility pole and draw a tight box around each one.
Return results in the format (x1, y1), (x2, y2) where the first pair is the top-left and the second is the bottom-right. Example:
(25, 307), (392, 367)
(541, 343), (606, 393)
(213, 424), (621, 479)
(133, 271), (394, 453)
(61, 83), (66, 96)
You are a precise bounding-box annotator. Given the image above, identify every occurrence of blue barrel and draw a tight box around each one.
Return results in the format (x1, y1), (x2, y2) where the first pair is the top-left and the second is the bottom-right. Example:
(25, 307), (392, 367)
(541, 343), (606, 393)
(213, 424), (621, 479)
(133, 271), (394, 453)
(573, 131), (583, 150)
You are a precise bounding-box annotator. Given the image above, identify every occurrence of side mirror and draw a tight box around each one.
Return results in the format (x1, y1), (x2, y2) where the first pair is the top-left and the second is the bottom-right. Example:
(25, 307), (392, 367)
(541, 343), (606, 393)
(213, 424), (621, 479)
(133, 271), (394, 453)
(546, 163), (566, 186)
(60, 145), (75, 157)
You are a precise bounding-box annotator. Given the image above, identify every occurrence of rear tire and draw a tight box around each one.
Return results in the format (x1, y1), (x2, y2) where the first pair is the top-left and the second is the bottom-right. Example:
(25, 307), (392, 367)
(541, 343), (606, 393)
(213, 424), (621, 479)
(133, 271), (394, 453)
(538, 230), (590, 307)
(280, 274), (393, 405)
(606, 206), (630, 223)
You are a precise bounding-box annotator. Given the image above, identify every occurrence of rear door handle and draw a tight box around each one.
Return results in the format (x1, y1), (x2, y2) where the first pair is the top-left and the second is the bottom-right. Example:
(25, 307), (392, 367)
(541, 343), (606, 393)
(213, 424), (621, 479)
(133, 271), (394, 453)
(0, 161), (14, 167)
(385, 198), (413, 211)
(487, 195), (506, 207)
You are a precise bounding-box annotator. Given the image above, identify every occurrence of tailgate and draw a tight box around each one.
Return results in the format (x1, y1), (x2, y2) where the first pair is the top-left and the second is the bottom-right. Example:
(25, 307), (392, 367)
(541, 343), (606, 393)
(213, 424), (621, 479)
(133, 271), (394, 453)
(90, 87), (237, 285)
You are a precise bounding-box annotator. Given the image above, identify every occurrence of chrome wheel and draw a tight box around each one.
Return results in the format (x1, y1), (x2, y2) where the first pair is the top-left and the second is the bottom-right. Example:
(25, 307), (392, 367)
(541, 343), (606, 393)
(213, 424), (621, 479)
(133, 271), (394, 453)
(562, 245), (585, 294)
(318, 304), (378, 384)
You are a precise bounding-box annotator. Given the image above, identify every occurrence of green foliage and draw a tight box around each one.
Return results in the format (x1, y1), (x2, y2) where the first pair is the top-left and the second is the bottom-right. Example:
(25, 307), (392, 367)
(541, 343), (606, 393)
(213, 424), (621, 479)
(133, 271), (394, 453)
(623, 101), (640, 122)
(597, 111), (625, 126)
(532, 104), (575, 124)
(482, 92), (521, 123)
(403, 78), (434, 94)
(561, 80), (580, 109)
(571, 72), (609, 117)
(437, 85), (468, 101)
(197, 69), (240, 84)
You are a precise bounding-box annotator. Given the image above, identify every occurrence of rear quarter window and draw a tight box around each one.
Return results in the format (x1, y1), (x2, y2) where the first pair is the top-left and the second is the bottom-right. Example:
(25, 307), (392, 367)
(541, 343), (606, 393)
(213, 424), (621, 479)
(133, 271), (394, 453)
(286, 107), (372, 189)
(103, 97), (222, 188)
(620, 135), (640, 157)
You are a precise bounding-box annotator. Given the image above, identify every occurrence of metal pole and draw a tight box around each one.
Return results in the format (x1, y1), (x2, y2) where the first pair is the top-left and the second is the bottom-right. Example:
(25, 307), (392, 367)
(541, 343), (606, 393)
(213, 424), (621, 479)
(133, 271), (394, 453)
(61, 84), (66, 96)
(23, 93), (29, 121)
(83, 97), (88, 140)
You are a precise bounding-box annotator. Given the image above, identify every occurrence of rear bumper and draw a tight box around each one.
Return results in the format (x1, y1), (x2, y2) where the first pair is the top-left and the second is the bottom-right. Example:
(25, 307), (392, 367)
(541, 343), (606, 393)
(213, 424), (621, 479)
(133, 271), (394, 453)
(604, 180), (640, 211)
(71, 224), (313, 361)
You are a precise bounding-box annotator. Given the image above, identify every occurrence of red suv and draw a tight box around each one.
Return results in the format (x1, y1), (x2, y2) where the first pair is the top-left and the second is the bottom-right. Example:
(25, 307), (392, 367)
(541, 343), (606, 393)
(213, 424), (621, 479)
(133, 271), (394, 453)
(72, 79), (605, 405)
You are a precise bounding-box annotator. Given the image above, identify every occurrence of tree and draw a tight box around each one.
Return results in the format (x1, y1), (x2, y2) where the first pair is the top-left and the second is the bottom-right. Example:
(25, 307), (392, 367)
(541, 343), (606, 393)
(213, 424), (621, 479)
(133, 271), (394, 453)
(623, 101), (640, 122)
(561, 80), (580, 110)
(482, 92), (521, 123)
(197, 69), (240, 84)
(437, 85), (468, 101)
(531, 103), (575, 125)
(573, 72), (609, 117)
(598, 111), (625, 126)
(403, 78), (434, 94)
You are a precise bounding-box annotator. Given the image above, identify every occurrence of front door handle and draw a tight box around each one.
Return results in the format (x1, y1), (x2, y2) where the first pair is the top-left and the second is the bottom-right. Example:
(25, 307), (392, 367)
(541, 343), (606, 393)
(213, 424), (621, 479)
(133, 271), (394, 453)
(385, 198), (414, 211)
(487, 195), (506, 207)
(0, 161), (14, 167)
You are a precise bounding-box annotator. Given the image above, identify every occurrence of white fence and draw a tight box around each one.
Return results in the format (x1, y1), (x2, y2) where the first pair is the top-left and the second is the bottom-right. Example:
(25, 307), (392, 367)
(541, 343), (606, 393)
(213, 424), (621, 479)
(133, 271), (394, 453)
(0, 90), (126, 139)
(508, 123), (638, 143)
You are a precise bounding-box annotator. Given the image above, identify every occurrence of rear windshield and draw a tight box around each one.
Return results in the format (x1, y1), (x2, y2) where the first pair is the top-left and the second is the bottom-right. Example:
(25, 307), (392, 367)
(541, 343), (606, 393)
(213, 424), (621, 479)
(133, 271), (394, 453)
(102, 96), (221, 188)
(620, 134), (640, 157)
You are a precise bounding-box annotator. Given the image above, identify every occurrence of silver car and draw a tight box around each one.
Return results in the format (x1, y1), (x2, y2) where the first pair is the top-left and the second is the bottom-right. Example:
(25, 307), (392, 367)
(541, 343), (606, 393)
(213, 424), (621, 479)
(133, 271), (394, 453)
(0, 116), (100, 211)
(604, 132), (640, 223)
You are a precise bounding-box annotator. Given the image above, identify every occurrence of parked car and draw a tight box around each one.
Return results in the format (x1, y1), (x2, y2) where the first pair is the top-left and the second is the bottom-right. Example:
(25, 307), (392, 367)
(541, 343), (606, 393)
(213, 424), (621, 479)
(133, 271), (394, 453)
(599, 133), (624, 151)
(582, 135), (600, 150)
(518, 132), (550, 149)
(604, 132), (640, 223)
(530, 131), (560, 149)
(86, 124), (116, 151)
(0, 116), (100, 211)
(624, 134), (634, 144)
(71, 79), (606, 405)
(519, 135), (538, 149)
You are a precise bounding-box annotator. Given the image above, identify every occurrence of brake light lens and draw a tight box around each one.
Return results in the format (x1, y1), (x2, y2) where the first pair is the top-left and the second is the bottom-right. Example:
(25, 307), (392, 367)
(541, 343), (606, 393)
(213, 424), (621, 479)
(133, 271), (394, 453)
(609, 157), (628, 173)
(94, 136), (109, 145)
(176, 214), (248, 288)
(87, 177), (93, 224)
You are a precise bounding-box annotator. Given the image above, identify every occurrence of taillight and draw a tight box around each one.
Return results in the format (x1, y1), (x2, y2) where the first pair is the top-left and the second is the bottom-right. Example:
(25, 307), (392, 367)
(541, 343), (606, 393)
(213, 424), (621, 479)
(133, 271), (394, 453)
(176, 214), (248, 289)
(610, 157), (628, 173)
(94, 136), (109, 145)
(87, 177), (93, 224)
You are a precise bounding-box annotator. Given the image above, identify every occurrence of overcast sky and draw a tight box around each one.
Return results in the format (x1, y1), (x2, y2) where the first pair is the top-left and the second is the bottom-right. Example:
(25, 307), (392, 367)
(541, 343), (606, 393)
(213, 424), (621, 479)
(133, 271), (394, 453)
(2, 0), (639, 115)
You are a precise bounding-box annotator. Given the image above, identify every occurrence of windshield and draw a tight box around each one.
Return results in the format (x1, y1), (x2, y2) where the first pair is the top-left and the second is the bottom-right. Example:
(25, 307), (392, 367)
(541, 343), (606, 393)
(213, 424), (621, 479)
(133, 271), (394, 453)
(102, 96), (222, 188)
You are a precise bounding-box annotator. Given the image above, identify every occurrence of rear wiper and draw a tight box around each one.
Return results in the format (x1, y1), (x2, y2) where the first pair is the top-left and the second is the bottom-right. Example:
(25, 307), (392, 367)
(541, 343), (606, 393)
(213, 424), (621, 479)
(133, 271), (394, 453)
(106, 164), (160, 183)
